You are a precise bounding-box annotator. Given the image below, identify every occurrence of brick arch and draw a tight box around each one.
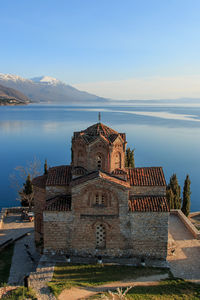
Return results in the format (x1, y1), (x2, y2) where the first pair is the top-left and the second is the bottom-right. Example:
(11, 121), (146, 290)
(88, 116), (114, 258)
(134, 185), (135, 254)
(83, 184), (118, 207)
(88, 142), (109, 171)
(95, 152), (105, 169)
(114, 151), (121, 169)
(91, 220), (111, 229)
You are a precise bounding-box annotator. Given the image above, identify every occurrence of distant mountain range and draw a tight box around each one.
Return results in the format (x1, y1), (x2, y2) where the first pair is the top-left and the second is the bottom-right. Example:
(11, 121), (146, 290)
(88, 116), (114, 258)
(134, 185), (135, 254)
(0, 84), (30, 105)
(0, 73), (108, 105)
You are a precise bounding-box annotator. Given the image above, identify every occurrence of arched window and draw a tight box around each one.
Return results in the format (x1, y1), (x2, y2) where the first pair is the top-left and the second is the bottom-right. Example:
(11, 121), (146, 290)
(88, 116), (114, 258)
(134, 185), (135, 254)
(115, 152), (121, 169)
(96, 154), (102, 169)
(95, 193), (106, 206)
(77, 150), (84, 166)
(96, 224), (106, 248)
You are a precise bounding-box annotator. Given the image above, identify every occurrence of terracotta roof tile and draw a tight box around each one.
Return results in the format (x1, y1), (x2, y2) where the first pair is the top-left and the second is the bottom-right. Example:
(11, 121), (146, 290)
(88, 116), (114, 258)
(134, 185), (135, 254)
(71, 170), (130, 188)
(99, 172), (130, 187)
(32, 175), (47, 189)
(129, 196), (169, 212)
(73, 123), (126, 144)
(46, 165), (72, 186)
(112, 169), (128, 175)
(127, 167), (166, 186)
(45, 194), (71, 211)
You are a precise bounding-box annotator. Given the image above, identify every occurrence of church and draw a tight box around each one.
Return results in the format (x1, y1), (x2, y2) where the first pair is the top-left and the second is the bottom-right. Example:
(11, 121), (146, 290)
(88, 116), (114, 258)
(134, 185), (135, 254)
(33, 119), (169, 262)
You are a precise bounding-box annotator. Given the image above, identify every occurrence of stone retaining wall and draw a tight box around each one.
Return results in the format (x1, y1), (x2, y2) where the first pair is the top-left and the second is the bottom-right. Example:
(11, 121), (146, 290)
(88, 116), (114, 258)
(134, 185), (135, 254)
(0, 208), (7, 229)
(171, 209), (200, 239)
(0, 207), (29, 229)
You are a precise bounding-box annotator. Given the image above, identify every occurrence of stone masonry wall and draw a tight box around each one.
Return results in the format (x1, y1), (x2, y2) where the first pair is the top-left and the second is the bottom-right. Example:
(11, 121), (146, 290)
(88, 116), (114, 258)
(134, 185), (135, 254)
(110, 140), (126, 172)
(129, 212), (169, 259)
(69, 177), (129, 256)
(43, 211), (73, 252)
(87, 141), (109, 172)
(33, 186), (46, 243)
(42, 179), (168, 260)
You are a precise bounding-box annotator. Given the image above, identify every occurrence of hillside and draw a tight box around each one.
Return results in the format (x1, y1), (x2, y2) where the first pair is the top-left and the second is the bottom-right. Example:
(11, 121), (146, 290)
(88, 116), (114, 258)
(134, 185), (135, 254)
(0, 73), (108, 105)
(0, 84), (30, 105)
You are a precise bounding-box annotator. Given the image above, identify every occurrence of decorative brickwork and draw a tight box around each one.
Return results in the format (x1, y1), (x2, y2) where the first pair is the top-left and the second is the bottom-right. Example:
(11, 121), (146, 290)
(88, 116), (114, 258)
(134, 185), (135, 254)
(33, 121), (169, 261)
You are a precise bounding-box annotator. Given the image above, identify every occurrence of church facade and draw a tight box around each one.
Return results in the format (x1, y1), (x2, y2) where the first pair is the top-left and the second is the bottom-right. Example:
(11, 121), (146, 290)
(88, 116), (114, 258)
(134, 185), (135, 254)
(33, 122), (169, 261)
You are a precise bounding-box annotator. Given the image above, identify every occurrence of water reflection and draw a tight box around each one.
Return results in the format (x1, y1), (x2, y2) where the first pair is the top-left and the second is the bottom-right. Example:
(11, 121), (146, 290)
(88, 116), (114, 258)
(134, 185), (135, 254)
(0, 105), (200, 211)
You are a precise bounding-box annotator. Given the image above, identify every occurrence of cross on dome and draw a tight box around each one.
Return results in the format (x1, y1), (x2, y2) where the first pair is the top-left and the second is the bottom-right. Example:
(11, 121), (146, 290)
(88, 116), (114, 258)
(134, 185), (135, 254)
(98, 112), (101, 122)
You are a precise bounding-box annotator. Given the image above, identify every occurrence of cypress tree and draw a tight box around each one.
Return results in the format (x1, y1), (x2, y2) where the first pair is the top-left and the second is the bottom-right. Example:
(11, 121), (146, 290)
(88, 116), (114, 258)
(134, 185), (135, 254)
(21, 174), (34, 207)
(23, 174), (33, 195)
(166, 188), (174, 209)
(181, 174), (191, 217)
(44, 159), (48, 175)
(125, 148), (135, 168)
(167, 174), (181, 209)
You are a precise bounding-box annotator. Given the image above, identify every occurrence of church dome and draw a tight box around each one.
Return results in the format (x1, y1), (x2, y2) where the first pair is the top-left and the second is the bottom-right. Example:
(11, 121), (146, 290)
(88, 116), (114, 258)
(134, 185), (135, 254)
(75, 122), (126, 144)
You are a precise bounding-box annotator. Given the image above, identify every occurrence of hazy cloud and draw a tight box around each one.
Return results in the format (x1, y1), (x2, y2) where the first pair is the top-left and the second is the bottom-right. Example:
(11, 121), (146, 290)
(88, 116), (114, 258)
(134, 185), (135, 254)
(74, 76), (200, 100)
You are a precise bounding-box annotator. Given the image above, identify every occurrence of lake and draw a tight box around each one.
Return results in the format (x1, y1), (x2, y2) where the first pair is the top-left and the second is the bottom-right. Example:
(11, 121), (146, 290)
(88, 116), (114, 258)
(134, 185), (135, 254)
(0, 103), (200, 211)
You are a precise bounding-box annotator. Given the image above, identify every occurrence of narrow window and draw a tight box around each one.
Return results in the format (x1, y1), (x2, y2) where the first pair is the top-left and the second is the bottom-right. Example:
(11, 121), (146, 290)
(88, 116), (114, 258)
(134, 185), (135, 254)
(95, 194), (99, 204)
(97, 155), (102, 169)
(96, 224), (106, 248)
(101, 194), (105, 205)
(95, 193), (106, 205)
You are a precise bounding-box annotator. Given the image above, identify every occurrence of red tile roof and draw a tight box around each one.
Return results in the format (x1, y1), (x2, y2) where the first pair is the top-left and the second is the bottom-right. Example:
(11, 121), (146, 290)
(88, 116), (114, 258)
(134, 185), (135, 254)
(46, 165), (72, 186)
(74, 123), (126, 144)
(71, 170), (130, 188)
(32, 175), (47, 188)
(112, 169), (127, 175)
(129, 196), (169, 212)
(127, 167), (166, 186)
(45, 195), (71, 211)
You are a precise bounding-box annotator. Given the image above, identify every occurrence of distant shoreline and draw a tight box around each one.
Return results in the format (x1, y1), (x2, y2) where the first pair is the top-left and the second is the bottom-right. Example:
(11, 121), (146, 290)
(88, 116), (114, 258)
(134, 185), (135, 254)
(0, 99), (29, 106)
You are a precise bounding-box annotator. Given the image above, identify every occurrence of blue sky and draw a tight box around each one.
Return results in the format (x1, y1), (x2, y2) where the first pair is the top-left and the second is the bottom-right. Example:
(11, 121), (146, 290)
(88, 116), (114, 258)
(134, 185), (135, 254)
(1, 0), (200, 99)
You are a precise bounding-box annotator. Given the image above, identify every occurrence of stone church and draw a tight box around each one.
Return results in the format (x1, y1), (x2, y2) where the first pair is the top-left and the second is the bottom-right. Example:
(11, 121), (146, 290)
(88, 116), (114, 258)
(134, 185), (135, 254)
(33, 120), (169, 261)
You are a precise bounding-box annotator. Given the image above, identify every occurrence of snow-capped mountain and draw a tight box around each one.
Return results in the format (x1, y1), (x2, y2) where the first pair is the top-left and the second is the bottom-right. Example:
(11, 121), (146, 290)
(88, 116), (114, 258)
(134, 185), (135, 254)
(0, 73), (107, 104)
(31, 76), (61, 85)
(0, 73), (32, 84)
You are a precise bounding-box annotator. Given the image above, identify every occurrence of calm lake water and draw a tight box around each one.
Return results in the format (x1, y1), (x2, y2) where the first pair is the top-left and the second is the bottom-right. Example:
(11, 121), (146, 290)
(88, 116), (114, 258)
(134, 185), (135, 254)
(0, 103), (200, 211)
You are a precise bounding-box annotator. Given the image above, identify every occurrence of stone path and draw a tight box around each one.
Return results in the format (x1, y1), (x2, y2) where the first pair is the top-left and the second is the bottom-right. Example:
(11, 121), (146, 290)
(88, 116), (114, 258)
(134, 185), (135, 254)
(0, 213), (34, 246)
(58, 274), (169, 300)
(167, 214), (200, 281)
(8, 231), (40, 285)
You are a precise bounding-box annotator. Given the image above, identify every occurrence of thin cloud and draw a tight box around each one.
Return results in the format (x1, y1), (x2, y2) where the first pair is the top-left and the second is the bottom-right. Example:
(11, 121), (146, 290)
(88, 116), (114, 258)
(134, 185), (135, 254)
(74, 76), (200, 100)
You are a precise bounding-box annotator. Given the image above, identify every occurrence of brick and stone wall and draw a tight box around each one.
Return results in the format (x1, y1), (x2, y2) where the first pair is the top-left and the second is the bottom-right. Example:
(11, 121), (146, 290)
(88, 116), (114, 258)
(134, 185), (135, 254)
(72, 135), (126, 174)
(128, 212), (169, 259)
(33, 186), (46, 243)
(43, 211), (73, 252)
(43, 175), (168, 260)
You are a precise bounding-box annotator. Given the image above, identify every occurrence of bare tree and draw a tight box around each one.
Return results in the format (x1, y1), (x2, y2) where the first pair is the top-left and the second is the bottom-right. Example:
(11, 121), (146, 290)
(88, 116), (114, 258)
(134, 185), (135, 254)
(10, 156), (42, 206)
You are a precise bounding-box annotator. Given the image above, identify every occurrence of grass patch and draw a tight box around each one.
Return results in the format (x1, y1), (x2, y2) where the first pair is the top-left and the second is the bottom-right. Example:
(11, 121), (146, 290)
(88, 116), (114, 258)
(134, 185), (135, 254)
(2, 287), (37, 300)
(48, 263), (168, 297)
(93, 279), (200, 300)
(0, 244), (14, 285)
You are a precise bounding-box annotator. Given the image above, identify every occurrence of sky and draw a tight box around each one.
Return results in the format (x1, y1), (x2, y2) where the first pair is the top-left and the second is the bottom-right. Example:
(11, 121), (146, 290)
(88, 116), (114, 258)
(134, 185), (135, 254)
(1, 0), (200, 100)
